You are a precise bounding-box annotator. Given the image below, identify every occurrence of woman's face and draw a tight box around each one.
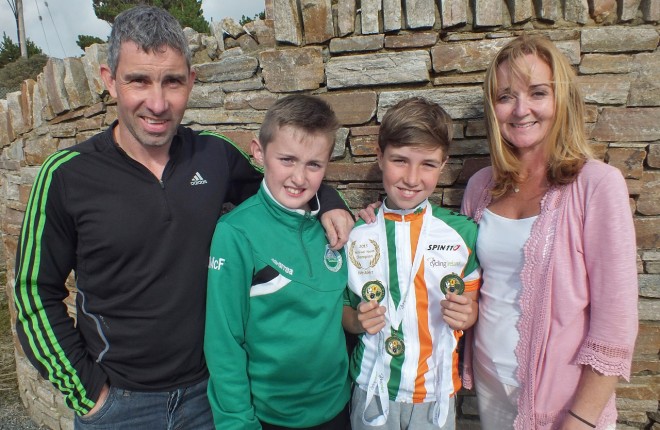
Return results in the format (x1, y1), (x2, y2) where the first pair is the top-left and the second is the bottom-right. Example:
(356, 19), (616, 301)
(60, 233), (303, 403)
(494, 54), (556, 156)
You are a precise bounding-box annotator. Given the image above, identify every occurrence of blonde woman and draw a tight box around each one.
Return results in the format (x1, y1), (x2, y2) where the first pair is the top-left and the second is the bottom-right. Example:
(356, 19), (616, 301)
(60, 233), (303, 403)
(461, 35), (638, 430)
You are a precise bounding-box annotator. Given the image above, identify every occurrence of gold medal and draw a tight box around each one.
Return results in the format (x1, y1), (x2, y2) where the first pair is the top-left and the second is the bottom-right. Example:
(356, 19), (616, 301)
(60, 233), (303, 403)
(440, 273), (465, 295)
(385, 335), (405, 357)
(361, 280), (385, 303)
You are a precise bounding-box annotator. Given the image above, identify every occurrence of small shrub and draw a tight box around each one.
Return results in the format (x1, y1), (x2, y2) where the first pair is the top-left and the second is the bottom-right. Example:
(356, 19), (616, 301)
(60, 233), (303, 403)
(0, 54), (49, 96)
(239, 11), (266, 26)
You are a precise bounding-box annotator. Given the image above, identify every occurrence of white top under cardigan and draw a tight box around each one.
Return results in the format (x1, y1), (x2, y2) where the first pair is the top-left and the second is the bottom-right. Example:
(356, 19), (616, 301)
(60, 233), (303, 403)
(473, 209), (536, 387)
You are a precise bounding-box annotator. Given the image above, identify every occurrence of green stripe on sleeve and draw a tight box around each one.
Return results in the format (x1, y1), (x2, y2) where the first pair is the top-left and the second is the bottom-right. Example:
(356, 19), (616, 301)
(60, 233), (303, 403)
(14, 150), (95, 414)
(199, 130), (264, 173)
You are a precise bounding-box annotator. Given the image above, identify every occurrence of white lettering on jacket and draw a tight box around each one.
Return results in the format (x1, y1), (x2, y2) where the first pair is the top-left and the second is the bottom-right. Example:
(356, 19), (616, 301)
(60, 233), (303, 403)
(271, 258), (293, 276)
(209, 256), (225, 270)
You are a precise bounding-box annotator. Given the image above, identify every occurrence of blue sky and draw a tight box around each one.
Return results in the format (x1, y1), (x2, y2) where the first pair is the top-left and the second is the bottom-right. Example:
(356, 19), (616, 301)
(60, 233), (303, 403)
(0, 0), (266, 59)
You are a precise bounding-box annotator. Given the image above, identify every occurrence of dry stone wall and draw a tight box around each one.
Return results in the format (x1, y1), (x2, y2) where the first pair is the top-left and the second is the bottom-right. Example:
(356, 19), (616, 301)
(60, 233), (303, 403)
(0, 0), (658, 428)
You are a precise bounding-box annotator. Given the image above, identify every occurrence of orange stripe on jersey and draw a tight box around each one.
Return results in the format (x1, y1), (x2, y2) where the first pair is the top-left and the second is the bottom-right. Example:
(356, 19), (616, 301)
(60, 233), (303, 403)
(413, 262), (432, 402)
(464, 278), (481, 293)
(452, 330), (463, 394)
(410, 216), (432, 403)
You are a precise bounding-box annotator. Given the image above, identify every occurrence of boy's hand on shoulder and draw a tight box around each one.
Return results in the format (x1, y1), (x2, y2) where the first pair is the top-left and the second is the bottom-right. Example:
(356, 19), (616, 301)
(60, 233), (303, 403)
(441, 292), (477, 331)
(357, 300), (386, 335)
(321, 209), (355, 250)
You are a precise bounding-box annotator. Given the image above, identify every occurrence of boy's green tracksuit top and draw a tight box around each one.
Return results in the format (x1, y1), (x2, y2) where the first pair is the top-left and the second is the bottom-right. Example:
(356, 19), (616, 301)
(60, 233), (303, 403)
(204, 183), (350, 429)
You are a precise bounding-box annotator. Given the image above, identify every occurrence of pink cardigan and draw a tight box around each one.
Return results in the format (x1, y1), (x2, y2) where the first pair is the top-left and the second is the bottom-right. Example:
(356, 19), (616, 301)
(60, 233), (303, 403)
(461, 160), (638, 429)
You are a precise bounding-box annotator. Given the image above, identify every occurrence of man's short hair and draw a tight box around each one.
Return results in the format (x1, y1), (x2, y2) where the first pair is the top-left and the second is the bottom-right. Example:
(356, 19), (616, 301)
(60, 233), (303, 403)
(107, 5), (191, 76)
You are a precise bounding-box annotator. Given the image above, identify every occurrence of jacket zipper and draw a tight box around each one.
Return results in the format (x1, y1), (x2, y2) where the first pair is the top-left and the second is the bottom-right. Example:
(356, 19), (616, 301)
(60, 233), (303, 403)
(299, 213), (313, 277)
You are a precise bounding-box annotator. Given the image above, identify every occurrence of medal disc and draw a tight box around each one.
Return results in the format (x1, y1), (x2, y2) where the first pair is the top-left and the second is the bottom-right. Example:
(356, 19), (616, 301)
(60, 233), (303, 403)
(385, 335), (405, 357)
(440, 273), (465, 295)
(362, 280), (385, 303)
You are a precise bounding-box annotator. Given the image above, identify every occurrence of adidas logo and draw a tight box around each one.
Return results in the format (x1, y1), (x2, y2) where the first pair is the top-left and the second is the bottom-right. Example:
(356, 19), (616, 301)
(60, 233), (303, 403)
(190, 172), (208, 186)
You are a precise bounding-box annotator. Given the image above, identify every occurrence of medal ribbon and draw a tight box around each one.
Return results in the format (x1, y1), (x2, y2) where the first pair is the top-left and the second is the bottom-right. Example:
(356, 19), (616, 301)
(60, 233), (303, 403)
(360, 202), (433, 426)
(361, 331), (390, 426)
(379, 202), (432, 332)
(431, 325), (458, 427)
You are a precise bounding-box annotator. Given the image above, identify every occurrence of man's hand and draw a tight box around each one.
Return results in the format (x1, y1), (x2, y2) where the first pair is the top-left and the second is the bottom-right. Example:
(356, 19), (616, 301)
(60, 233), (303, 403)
(84, 384), (109, 417)
(441, 292), (478, 331)
(321, 209), (355, 250)
(356, 201), (381, 224)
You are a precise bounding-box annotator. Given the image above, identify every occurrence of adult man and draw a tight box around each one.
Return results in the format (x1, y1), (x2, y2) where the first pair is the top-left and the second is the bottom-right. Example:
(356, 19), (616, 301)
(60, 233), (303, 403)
(13, 6), (353, 429)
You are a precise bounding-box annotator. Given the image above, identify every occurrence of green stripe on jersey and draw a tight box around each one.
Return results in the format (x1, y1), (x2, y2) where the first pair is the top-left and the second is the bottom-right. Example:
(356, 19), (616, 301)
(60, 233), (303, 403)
(199, 130), (264, 173)
(387, 327), (404, 400)
(14, 150), (95, 414)
(385, 219), (401, 307)
(384, 219), (403, 398)
(431, 205), (479, 277)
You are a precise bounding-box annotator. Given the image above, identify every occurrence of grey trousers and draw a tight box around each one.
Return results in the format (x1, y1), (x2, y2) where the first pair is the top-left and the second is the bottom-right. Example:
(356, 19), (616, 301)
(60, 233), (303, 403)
(350, 387), (456, 430)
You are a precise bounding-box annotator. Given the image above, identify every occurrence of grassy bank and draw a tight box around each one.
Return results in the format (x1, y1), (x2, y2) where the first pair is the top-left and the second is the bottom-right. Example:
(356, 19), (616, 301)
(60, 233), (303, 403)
(0, 292), (44, 429)
(0, 291), (17, 404)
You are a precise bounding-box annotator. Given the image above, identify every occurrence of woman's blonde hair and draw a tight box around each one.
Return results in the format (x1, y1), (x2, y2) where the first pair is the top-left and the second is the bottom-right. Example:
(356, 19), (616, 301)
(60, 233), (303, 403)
(483, 35), (592, 197)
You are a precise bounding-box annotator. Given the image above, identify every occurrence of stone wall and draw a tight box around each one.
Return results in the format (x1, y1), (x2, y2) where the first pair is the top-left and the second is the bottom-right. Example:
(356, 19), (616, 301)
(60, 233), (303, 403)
(1, 0), (658, 428)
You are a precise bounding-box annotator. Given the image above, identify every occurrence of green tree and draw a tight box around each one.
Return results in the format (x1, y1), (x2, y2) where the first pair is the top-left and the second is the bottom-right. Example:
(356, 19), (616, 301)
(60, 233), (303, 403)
(156, 0), (209, 33)
(77, 35), (107, 51)
(0, 33), (44, 68)
(239, 11), (266, 26)
(92, 0), (134, 23)
(92, 0), (209, 33)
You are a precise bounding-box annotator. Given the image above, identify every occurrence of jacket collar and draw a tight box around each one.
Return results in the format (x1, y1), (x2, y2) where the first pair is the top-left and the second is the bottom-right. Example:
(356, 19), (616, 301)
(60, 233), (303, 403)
(258, 181), (320, 230)
(382, 198), (428, 222)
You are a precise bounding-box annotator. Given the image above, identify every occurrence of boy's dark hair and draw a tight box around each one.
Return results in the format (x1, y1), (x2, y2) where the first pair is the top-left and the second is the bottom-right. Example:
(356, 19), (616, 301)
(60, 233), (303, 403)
(259, 95), (340, 150)
(378, 97), (453, 154)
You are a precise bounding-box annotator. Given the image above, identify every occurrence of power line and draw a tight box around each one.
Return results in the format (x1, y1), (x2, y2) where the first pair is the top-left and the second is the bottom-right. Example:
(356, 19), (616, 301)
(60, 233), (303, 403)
(43, 1), (66, 57)
(6, 0), (19, 47)
(6, 0), (16, 15)
(33, 0), (51, 55)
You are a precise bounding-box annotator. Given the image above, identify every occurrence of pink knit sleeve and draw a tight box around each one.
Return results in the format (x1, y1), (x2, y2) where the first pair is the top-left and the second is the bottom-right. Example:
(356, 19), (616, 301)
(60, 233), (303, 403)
(576, 164), (638, 380)
(460, 177), (478, 217)
(461, 167), (492, 220)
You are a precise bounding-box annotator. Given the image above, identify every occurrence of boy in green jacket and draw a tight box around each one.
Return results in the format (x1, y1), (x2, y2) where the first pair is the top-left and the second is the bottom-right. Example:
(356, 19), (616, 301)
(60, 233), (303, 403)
(204, 95), (350, 430)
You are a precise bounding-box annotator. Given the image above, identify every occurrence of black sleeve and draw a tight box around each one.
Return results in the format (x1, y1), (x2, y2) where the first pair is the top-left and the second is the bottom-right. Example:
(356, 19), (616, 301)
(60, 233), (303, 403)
(14, 152), (107, 415)
(222, 138), (264, 206)
(317, 183), (353, 219)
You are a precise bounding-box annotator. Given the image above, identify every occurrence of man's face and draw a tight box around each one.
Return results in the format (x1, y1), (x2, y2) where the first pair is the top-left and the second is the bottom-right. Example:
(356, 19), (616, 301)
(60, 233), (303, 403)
(101, 41), (195, 151)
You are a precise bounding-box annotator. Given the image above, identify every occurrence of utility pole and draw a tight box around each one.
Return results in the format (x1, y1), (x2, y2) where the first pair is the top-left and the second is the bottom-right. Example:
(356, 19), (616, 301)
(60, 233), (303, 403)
(17, 0), (27, 57)
(7, 0), (28, 57)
